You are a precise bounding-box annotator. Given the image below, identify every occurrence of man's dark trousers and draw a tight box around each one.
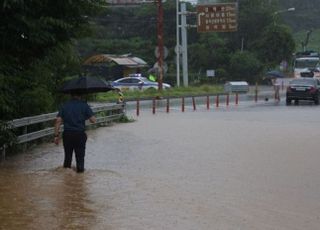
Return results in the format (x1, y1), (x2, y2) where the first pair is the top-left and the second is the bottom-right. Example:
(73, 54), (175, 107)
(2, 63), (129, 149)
(62, 131), (87, 172)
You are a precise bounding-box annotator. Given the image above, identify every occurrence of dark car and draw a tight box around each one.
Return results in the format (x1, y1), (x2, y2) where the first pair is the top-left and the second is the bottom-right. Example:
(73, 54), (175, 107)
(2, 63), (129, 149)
(286, 78), (320, 105)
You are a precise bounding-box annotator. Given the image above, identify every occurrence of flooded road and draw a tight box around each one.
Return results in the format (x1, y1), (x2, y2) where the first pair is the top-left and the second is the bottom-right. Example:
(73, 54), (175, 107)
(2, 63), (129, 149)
(1, 103), (320, 229)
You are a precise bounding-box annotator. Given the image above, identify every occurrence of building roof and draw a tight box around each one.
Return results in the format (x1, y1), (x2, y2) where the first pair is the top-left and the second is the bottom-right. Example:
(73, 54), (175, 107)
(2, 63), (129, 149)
(83, 54), (148, 68)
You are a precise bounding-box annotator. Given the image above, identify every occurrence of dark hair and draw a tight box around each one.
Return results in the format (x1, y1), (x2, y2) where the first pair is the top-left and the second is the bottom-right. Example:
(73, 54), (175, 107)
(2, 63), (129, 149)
(70, 92), (82, 97)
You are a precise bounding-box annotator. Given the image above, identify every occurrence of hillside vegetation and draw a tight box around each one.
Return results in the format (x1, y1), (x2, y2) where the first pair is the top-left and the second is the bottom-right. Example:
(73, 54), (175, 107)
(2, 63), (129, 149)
(279, 0), (320, 32)
(278, 0), (320, 52)
(0, 0), (318, 148)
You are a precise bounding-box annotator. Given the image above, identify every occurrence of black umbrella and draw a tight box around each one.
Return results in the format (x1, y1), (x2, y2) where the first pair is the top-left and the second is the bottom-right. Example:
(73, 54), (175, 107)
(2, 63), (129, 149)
(60, 76), (114, 94)
(265, 70), (286, 79)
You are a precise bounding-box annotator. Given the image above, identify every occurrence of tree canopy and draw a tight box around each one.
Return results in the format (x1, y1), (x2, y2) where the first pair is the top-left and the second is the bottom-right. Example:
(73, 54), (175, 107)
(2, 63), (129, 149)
(0, 0), (298, 121)
(0, 0), (102, 120)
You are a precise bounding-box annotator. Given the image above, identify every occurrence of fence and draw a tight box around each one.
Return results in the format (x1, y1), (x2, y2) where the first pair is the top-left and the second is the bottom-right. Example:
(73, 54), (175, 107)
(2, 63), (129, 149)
(1, 103), (125, 160)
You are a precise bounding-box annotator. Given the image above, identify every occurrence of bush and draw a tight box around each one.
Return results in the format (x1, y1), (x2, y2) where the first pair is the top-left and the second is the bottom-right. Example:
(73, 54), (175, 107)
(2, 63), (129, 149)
(229, 51), (263, 84)
(0, 121), (16, 148)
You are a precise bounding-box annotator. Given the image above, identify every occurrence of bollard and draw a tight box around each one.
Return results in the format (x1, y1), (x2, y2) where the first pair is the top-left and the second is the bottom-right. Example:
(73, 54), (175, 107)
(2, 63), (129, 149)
(235, 93), (239, 105)
(206, 96), (210, 110)
(166, 98), (170, 113)
(182, 97), (185, 112)
(136, 99), (140, 116)
(226, 94), (229, 106)
(152, 98), (156, 114)
(192, 97), (196, 111)
(255, 82), (258, 103)
(216, 95), (219, 107)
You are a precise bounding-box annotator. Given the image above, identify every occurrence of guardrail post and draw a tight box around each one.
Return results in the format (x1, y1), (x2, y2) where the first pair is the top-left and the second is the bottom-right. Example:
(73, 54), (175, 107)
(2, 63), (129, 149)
(226, 94), (229, 106)
(235, 93), (239, 105)
(206, 96), (210, 110)
(192, 97), (196, 111)
(152, 98), (156, 114)
(216, 95), (219, 107)
(166, 98), (170, 113)
(136, 99), (140, 116)
(182, 97), (185, 112)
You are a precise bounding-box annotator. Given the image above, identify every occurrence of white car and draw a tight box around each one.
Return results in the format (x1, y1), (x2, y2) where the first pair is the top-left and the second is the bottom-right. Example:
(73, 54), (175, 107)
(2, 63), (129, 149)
(111, 76), (171, 91)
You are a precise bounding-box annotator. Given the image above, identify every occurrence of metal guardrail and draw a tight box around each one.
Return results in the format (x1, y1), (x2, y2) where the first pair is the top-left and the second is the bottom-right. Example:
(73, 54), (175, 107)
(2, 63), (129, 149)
(1, 103), (125, 160)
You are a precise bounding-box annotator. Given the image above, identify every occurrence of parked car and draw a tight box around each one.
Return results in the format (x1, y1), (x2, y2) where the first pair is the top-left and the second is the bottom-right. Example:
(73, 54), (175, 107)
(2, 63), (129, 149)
(286, 78), (320, 105)
(111, 76), (171, 91)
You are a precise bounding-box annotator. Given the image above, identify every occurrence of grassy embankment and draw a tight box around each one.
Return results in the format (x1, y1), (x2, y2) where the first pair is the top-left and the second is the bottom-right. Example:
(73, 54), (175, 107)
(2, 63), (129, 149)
(96, 84), (224, 103)
(293, 29), (320, 52)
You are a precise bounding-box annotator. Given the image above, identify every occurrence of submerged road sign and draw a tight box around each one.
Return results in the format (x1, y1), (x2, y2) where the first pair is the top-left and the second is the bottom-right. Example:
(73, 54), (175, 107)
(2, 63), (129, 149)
(197, 3), (238, 33)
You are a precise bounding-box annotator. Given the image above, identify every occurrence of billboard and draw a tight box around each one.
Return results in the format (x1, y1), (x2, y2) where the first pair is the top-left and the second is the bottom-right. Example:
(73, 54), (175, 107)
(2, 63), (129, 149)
(197, 3), (238, 32)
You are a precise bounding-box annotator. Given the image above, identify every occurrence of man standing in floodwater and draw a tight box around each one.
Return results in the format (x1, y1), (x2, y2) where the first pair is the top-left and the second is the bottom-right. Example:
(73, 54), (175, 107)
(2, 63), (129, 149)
(54, 93), (96, 173)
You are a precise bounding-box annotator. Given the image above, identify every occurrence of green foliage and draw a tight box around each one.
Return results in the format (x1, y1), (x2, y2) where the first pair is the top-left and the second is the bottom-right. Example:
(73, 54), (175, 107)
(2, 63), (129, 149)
(189, 33), (230, 72)
(229, 51), (263, 84)
(254, 25), (296, 67)
(96, 85), (224, 102)
(2, 0), (316, 126)
(293, 29), (320, 52)
(0, 121), (16, 148)
(0, 0), (102, 121)
(279, 0), (320, 32)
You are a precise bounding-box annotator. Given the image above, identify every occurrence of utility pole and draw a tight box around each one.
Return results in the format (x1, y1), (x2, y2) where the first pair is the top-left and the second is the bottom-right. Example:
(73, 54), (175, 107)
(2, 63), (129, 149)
(176, 0), (180, 87)
(180, 2), (189, 87)
(157, 0), (164, 91)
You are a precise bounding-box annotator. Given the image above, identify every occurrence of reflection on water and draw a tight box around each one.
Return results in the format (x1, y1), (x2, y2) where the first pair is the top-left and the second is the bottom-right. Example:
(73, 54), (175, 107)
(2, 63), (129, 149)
(0, 167), (97, 230)
(2, 107), (320, 229)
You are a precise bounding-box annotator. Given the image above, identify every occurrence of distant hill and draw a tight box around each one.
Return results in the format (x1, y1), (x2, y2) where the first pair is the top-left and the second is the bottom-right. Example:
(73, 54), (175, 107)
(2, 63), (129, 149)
(293, 29), (320, 53)
(279, 0), (320, 32)
(278, 0), (320, 52)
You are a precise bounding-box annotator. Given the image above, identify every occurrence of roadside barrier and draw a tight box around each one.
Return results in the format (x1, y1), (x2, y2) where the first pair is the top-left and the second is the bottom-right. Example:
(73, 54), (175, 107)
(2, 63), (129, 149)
(2, 103), (125, 160)
(192, 97), (196, 111)
(182, 97), (185, 112)
(226, 94), (229, 106)
(129, 85), (283, 117)
(136, 99), (140, 116)
(235, 93), (239, 105)
(254, 83), (258, 102)
(216, 95), (219, 107)
(152, 98), (156, 114)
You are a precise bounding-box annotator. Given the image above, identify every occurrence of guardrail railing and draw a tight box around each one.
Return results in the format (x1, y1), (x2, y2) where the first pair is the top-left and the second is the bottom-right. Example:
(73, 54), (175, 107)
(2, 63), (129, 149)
(1, 103), (125, 160)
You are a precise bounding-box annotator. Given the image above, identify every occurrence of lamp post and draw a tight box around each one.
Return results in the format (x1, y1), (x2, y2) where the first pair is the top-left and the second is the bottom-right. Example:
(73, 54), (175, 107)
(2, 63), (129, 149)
(176, 0), (189, 87)
(176, 0), (180, 87)
(273, 7), (295, 25)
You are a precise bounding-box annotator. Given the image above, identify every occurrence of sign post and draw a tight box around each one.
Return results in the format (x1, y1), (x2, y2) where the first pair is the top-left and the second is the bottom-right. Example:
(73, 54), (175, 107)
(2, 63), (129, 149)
(197, 3), (238, 33)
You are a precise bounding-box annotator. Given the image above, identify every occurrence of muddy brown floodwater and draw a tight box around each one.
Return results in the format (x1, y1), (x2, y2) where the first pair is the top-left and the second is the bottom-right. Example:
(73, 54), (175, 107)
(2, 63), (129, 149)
(1, 104), (320, 230)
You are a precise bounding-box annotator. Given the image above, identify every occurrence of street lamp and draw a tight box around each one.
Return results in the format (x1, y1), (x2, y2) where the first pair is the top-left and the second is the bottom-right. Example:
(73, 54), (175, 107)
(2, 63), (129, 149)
(274, 7), (295, 15)
(273, 7), (295, 25)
